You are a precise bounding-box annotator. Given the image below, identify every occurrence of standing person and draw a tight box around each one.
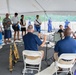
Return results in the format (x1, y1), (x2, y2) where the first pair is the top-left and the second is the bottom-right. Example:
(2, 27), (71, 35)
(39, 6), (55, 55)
(48, 18), (52, 32)
(34, 15), (41, 38)
(20, 15), (26, 36)
(11, 12), (20, 41)
(58, 25), (64, 39)
(2, 13), (12, 44)
(58, 25), (64, 33)
(64, 20), (70, 29)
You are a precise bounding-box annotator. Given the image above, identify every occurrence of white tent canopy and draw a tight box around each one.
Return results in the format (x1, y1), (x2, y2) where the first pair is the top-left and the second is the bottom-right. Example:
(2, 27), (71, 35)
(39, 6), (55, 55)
(0, 0), (76, 15)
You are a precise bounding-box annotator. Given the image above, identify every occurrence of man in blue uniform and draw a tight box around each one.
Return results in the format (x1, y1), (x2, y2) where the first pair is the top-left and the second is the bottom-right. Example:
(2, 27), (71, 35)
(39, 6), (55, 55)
(23, 25), (46, 58)
(48, 19), (52, 32)
(64, 20), (70, 29)
(54, 28), (76, 74)
(54, 28), (76, 56)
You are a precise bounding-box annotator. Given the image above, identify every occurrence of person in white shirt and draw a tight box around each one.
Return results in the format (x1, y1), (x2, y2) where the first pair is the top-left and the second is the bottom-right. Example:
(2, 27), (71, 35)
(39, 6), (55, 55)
(34, 15), (41, 38)
(20, 15), (26, 36)
(11, 13), (20, 41)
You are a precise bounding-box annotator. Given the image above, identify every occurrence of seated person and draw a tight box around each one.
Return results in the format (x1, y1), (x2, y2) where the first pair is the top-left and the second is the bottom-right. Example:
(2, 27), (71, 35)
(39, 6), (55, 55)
(54, 28), (76, 74)
(23, 25), (46, 58)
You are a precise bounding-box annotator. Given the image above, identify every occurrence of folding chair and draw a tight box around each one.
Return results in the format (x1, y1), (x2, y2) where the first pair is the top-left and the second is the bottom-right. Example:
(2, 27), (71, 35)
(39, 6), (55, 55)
(55, 53), (76, 75)
(22, 50), (43, 75)
(54, 33), (62, 43)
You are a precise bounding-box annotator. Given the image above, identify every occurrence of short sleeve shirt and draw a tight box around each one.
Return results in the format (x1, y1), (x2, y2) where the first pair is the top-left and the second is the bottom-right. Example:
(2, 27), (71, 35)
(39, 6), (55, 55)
(23, 32), (42, 51)
(11, 16), (19, 24)
(2, 18), (11, 30)
(34, 18), (41, 26)
(54, 36), (76, 56)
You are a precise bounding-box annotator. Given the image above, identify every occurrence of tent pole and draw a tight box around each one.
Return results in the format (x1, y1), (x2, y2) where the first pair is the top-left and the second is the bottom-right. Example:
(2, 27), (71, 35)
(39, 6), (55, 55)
(42, 12), (45, 31)
(44, 11), (48, 31)
(6, 0), (10, 13)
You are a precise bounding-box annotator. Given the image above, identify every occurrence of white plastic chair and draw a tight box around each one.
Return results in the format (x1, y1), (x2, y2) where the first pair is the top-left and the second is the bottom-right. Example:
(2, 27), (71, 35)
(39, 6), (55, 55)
(0, 45), (2, 49)
(54, 33), (61, 43)
(22, 50), (43, 75)
(55, 53), (76, 75)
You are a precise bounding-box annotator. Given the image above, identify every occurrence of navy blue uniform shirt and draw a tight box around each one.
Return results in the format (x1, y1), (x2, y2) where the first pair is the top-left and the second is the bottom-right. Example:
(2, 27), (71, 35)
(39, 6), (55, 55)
(23, 32), (42, 51)
(54, 36), (76, 56)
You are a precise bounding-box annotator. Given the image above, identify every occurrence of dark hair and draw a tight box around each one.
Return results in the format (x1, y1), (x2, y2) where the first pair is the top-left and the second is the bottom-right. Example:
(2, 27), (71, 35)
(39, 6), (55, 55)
(36, 15), (39, 17)
(21, 15), (24, 17)
(15, 13), (18, 16)
(59, 25), (62, 27)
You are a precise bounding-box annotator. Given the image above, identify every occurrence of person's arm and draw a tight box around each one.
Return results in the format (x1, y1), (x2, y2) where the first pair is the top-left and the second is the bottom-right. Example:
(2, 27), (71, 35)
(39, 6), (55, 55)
(7, 19), (12, 25)
(54, 52), (58, 61)
(0, 26), (2, 32)
(23, 20), (26, 26)
(17, 21), (19, 25)
(2, 19), (6, 28)
(16, 17), (19, 26)
(35, 35), (46, 47)
(40, 35), (46, 47)
(54, 41), (60, 61)
(20, 19), (22, 25)
(72, 32), (76, 38)
(34, 20), (36, 25)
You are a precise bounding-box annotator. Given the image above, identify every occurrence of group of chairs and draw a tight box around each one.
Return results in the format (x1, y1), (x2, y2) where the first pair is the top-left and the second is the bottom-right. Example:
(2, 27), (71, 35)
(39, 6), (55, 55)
(22, 32), (76, 75)
(22, 50), (76, 75)
(4, 31), (75, 75)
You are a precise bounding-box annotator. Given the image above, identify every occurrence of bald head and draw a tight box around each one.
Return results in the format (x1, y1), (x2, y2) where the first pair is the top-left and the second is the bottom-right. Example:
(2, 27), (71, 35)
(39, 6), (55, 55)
(27, 25), (33, 32)
(64, 27), (72, 37)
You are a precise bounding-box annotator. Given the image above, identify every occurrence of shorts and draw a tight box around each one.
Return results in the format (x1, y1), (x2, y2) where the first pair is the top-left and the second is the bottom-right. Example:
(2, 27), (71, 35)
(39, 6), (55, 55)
(4, 30), (12, 39)
(35, 25), (41, 33)
(12, 24), (20, 31)
(21, 27), (26, 31)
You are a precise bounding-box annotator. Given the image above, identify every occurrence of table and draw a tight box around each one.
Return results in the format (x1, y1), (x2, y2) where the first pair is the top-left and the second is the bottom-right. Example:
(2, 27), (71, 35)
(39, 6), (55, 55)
(41, 40), (55, 66)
